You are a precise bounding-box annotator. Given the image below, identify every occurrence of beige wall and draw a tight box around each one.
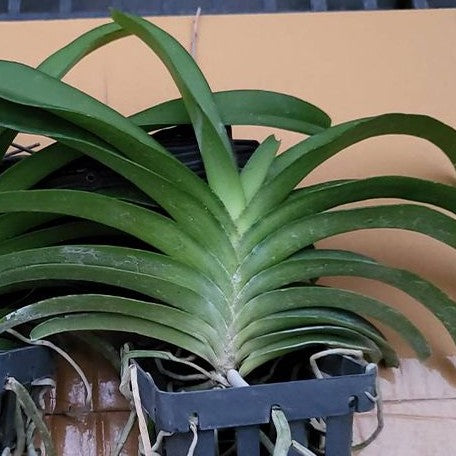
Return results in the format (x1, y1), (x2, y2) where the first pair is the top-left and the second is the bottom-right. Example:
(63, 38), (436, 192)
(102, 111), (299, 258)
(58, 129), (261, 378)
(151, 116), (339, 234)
(1, 10), (456, 454)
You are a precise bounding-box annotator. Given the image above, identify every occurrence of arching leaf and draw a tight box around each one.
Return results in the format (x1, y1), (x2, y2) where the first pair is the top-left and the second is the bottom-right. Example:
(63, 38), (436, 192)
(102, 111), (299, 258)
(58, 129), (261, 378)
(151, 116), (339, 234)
(237, 326), (386, 364)
(0, 245), (229, 329)
(112, 10), (246, 218)
(237, 286), (430, 359)
(0, 22), (129, 156)
(239, 249), (456, 348)
(0, 97), (237, 239)
(247, 176), (456, 245)
(0, 189), (230, 287)
(240, 204), (456, 273)
(30, 313), (214, 364)
(235, 307), (398, 365)
(0, 294), (221, 358)
(0, 221), (119, 254)
(239, 331), (382, 376)
(238, 114), (456, 230)
(131, 90), (331, 134)
(0, 144), (80, 191)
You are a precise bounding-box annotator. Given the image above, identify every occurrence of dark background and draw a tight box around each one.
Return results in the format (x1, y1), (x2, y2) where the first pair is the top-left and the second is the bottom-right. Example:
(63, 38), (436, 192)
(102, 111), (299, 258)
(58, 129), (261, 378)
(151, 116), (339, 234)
(0, 0), (454, 20)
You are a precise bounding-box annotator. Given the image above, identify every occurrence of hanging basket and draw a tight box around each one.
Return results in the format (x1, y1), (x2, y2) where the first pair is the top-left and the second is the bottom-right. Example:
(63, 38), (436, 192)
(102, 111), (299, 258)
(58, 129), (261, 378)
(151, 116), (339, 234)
(0, 346), (54, 451)
(135, 354), (378, 455)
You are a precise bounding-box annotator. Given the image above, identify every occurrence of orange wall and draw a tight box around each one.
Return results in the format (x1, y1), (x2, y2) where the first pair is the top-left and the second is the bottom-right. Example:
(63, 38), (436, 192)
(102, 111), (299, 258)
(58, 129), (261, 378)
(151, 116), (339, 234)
(1, 10), (455, 361)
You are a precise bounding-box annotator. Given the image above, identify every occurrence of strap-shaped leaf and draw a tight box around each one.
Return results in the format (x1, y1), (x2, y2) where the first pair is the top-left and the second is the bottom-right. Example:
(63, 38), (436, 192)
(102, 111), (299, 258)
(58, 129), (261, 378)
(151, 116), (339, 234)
(4, 294), (218, 342)
(0, 67), (234, 233)
(1, 20), (235, 247)
(237, 306), (382, 342)
(0, 189), (230, 287)
(239, 249), (456, 346)
(0, 61), (168, 158)
(131, 90), (331, 134)
(0, 97), (237, 240)
(239, 331), (382, 376)
(111, 10), (246, 219)
(237, 286), (430, 359)
(0, 245), (228, 325)
(235, 307), (399, 366)
(241, 135), (280, 204)
(0, 264), (227, 330)
(57, 137), (238, 265)
(238, 114), (456, 230)
(0, 221), (119, 254)
(30, 313), (213, 364)
(0, 294), (221, 358)
(0, 244), (226, 311)
(0, 23), (128, 156)
(39, 23), (127, 78)
(0, 213), (59, 243)
(237, 326), (386, 364)
(239, 204), (456, 274)
(0, 144), (80, 191)
(246, 176), (456, 246)
(0, 144), (82, 191)
(41, 22), (330, 137)
(0, 103), (237, 253)
(273, 114), (456, 177)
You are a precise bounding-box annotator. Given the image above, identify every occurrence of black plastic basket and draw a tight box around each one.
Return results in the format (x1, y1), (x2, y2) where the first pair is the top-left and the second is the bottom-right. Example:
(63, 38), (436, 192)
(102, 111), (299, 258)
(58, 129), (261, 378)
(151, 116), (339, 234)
(135, 354), (378, 455)
(0, 346), (54, 451)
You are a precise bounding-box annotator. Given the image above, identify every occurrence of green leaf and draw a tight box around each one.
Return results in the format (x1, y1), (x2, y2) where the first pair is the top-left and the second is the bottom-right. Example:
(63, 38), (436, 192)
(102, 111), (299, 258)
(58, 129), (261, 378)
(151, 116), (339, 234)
(0, 60), (170, 159)
(237, 286), (430, 360)
(131, 90), (331, 134)
(239, 248), (456, 354)
(0, 189), (230, 287)
(239, 204), (456, 273)
(246, 176), (456, 246)
(0, 61), (168, 160)
(241, 135), (280, 203)
(0, 97), (237, 239)
(239, 114), (456, 230)
(0, 144), (80, 191)
(0, 221), (119, 254)
(0, 68), (234, 234)
(273, 114), (456, 177)
(111, 10), (246, 218)
(237, 326), (384, 363)
(0, 22), (129, 156)
(38, 23), (127, 78)
(0, 264), (228, 332)
(0, 245), (228, 326)
(57, 137), (237, 266)
(237, 306), (379, 342)
(29, 313), (213, 364)
(239, 331), (382, 376)
(235, 307), (399, 366)
(0, 213), (59, 243)
(0, 294), (221, 358)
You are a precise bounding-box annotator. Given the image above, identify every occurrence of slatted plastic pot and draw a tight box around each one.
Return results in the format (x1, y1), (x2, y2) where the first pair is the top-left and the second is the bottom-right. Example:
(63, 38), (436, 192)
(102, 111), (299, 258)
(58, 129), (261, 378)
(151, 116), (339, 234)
(0, 346), (54, 451)
(135, 354), (378, 456)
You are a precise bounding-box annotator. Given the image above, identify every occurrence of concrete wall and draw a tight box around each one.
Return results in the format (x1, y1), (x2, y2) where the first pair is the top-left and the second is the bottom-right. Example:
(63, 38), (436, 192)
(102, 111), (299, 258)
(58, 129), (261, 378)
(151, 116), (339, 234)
(1, 9), (455, 454)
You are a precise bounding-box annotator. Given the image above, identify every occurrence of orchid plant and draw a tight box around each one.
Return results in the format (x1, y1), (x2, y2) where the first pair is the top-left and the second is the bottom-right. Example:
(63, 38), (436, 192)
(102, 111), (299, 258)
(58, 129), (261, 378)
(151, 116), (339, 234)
(0, 11), (454, 389)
